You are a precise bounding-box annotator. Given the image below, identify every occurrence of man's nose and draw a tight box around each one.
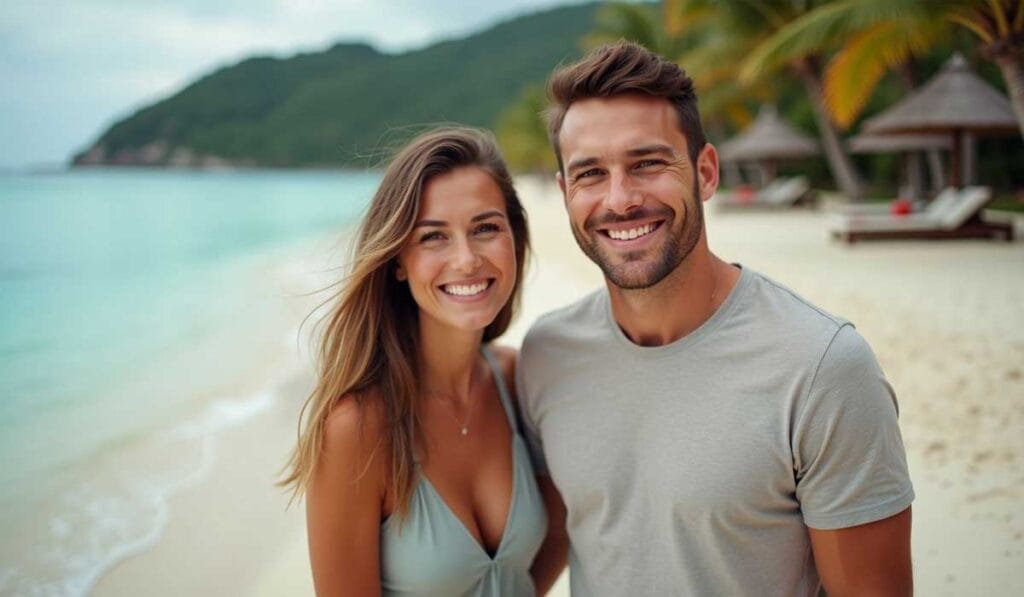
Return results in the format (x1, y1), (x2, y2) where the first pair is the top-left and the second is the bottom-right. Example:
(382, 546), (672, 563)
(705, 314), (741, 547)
(451, 237), (482, 273)
(606, 170), (642, 214)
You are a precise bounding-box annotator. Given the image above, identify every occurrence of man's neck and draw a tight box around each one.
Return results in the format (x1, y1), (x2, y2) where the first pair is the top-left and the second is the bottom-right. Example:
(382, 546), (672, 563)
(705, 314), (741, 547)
(606, 247), (740, 347)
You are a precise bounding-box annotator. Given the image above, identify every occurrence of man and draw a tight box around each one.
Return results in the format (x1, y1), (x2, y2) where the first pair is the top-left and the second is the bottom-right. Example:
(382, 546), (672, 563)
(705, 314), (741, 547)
(518, 42), (914, 596)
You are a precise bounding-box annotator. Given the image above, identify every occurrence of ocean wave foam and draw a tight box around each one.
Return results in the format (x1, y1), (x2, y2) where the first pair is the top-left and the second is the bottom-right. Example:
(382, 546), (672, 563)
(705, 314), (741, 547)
(0, 378), (286, 597)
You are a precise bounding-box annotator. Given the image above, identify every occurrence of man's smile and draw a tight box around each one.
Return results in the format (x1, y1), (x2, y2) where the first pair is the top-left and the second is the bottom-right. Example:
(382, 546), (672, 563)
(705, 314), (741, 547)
(599, 220), (664, 242)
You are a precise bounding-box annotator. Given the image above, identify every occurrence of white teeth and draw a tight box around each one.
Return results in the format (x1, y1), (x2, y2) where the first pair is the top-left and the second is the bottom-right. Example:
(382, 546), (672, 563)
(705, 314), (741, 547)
(608, 223), (655, 241)
(443, 282), (489, 296)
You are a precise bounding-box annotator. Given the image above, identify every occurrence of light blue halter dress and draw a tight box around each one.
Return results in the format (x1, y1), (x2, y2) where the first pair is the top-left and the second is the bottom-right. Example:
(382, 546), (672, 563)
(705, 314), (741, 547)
(380, 347), (548, 596)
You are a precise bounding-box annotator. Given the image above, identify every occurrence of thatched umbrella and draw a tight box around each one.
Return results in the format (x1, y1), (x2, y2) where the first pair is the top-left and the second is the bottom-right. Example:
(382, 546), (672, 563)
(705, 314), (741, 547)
(848, 133), (951, 198)
(719, 105), (819, 162)
(718, 105), (818, 186)
(847, 133), (951, 153)
(862, 53), (1018, 188)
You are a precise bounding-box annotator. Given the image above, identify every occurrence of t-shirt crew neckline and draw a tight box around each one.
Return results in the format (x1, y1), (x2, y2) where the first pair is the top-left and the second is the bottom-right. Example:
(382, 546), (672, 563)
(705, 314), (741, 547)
(603, 264), (751, 358)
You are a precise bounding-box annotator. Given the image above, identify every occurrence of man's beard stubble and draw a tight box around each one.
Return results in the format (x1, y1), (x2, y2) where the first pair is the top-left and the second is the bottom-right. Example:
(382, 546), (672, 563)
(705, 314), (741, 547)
(571, 179), (704, 290)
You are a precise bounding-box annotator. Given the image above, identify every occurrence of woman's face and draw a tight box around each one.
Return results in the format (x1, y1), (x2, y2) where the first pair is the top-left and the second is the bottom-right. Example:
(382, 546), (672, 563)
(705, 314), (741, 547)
(396, 166), (517, 335)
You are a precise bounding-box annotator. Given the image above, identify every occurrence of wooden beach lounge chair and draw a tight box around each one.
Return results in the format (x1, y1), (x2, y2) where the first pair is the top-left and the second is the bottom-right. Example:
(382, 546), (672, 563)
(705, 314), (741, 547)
(835, 187), (959, 217)
(716, 176), (814, 210)
(831, 186), (1014, 243)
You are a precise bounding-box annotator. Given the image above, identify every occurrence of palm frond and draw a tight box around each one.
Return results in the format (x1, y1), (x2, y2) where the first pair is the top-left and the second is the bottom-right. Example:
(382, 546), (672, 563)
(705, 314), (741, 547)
(676, 30), (764, 99)
(986, 0), (1011, 37)
(664, 0), (714, 36)
(821, 18), (943, 129)
(738, 0), (932, 83)
(947, 11), (995, 43)
(583, 2), (664, 52)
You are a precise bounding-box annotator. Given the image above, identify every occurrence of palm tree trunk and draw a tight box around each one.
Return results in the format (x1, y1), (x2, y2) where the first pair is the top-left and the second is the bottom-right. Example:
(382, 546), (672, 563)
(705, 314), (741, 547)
(994, 54), (1024, 141)
(792, 58), (864, 199)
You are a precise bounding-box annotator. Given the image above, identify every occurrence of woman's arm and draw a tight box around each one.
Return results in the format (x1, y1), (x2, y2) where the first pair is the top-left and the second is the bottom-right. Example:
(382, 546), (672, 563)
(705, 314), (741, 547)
(306, 397), (386, 597)
(531, 475), (569, 595)
(491, 345), (569, 595)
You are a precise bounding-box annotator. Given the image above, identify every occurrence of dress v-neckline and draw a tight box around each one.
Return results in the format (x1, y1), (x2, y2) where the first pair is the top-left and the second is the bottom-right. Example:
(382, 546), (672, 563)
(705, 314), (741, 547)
(417, 435), (520, 561)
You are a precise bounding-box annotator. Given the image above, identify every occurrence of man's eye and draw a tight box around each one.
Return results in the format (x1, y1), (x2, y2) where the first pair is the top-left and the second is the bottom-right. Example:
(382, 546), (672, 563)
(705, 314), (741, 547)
(637, 159), (663, 168)
(575, 169), (602, 181)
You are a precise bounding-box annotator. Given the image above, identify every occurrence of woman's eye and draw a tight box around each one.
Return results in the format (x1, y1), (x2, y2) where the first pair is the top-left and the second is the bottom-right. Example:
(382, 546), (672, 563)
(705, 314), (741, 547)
(474, 222), (501, 234)
(419, 231), (445, 243)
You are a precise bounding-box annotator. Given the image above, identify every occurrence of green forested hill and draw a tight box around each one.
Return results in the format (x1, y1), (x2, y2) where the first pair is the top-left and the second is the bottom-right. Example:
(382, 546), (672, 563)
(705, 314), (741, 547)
(73, 3), (598, 168)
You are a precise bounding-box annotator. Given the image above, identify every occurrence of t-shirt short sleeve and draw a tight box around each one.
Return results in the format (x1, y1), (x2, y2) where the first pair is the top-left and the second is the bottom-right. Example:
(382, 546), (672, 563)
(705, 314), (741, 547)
(794, 324), (915, 530)
(515, 335), (549, 477)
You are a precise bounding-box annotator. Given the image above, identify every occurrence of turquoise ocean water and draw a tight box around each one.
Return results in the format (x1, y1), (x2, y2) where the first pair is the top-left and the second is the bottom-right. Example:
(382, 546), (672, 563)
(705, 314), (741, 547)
(0, 169), (379, 595)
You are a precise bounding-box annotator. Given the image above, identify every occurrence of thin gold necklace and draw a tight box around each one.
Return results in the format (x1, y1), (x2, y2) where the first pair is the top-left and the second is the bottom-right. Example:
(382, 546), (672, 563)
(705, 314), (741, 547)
(425, 391), (477, 437)
(443, 395), (475, 436)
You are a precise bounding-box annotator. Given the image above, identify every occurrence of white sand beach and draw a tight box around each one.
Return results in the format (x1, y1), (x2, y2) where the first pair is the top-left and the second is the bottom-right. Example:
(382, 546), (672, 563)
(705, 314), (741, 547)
(92, 178), (1023, 596)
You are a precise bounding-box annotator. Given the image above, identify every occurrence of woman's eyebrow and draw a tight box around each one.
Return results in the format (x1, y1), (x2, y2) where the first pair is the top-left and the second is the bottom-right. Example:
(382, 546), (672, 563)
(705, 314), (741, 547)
(413, 219), (447, 228)
(471, 210), (505, 222)
(414, 210), (505, 228)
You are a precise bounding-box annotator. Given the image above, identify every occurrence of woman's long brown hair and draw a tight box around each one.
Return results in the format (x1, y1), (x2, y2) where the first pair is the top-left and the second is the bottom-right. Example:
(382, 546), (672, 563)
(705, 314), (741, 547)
(279, 127), (529, 518)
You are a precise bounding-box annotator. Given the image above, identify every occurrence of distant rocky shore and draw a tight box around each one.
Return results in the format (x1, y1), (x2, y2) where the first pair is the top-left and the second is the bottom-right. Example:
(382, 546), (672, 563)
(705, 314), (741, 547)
(72, 142), (254, 169)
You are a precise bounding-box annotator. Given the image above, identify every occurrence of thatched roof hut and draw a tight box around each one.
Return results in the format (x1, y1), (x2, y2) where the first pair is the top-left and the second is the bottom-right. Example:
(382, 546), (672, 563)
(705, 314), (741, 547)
(848, 134), (951, 153)
(862, 53), (1017, 186)
(718, 105), (819, 163)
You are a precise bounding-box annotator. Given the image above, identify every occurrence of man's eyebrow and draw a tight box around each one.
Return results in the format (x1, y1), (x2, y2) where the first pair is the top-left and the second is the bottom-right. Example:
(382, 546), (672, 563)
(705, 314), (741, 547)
(566, 156), (599, 174)
(471, 210), (505, 222)
(626, 144), (678, 157)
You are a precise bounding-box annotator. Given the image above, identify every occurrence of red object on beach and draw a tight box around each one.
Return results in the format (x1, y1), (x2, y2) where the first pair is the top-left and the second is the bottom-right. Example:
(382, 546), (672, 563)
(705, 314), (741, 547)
(736, 185), (755, 203)
(890, 198), (912, 216)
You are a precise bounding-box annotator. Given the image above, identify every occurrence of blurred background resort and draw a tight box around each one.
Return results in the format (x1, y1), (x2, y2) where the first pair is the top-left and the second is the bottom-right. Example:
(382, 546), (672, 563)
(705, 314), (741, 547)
(1, 1), (1022, 596)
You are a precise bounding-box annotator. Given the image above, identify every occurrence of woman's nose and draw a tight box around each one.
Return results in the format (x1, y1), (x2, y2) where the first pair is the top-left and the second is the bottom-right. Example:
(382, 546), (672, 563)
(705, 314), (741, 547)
(451, 237), (482, 273)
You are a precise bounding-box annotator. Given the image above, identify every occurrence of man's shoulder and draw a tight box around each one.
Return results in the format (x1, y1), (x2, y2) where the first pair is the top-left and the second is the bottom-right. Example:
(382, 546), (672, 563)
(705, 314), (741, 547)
(523, 287), (607, 345)
(742, 267), (849, 337)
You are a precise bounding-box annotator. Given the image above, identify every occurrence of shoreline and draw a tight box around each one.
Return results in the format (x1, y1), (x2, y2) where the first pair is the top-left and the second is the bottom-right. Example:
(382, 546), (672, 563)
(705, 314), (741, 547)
(84, 234), (344, 597)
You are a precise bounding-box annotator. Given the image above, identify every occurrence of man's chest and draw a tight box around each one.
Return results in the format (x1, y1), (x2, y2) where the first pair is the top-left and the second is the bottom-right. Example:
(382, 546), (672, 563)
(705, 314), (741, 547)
(535, 368), (803, 526)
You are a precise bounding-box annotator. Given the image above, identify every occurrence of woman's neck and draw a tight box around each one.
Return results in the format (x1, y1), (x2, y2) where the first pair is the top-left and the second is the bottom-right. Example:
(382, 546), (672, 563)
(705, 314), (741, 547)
(416, 317), (485, 401)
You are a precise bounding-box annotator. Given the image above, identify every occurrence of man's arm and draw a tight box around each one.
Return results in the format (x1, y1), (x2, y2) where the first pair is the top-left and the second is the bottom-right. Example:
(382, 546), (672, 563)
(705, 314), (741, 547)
(795, 325), (915, 595)
(809, 506), (913, 596)
(530, 475), (569, 595)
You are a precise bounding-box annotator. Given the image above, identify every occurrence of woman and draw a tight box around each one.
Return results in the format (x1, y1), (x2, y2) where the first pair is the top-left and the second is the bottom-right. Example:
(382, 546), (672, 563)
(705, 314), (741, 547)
(281, 128), (555, 596)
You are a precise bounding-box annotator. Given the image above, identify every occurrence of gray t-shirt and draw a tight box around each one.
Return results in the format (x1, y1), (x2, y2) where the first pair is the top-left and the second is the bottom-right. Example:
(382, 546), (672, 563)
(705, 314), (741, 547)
(516, 266), (914, 596)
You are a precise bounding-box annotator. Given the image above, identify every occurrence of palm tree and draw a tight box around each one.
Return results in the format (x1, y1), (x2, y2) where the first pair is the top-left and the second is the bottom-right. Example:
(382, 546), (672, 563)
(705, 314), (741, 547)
(495, 85), (557, 174)
(589, 1), (866, 197)
(679, 0), (865, 199)
(743, 0), (1024, 138)
(585, 2), (767, 142)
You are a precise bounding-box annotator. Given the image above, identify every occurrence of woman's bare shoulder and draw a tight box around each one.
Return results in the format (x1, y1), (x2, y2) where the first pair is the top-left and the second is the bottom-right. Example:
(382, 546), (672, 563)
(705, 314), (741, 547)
(488, 343), (518, 371)
(487, 343), (519, 395)
(321, 389), (388, 472)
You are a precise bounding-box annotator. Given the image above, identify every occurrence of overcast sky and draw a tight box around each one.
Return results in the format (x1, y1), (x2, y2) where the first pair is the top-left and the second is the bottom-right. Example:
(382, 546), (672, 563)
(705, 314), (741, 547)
(0, 0), (590, 170)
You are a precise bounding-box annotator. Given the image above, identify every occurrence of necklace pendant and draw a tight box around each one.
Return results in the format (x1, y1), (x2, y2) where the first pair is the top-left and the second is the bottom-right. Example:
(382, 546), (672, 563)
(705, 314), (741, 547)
(460, 427), (468, 436)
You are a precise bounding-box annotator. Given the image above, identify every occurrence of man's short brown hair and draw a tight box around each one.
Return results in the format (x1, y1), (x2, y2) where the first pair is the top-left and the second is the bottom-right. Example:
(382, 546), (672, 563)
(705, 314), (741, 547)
(546, 41), (706, 174)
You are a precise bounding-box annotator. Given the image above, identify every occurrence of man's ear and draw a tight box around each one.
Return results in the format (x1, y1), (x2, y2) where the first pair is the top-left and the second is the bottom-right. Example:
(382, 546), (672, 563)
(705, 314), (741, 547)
(696, 143), (720, 203)
(556, 170), (566, 196)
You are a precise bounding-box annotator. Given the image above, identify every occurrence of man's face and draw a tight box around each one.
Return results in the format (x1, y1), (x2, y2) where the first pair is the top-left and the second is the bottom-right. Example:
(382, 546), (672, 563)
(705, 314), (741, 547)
(556, 94), (717, 289)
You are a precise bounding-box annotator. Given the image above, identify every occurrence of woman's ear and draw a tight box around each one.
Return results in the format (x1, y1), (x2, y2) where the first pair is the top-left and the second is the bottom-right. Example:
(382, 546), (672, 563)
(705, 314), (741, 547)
(395, 262), (407, 281)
